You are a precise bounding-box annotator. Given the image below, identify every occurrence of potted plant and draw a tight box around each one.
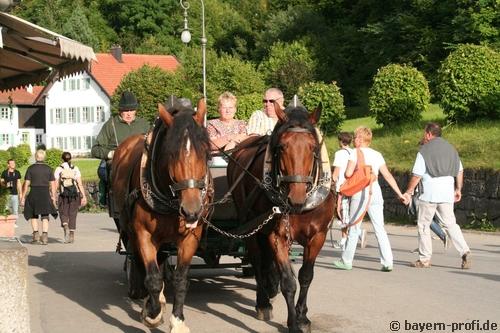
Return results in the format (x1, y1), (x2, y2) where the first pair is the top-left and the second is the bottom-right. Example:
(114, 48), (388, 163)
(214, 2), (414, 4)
(0, 186), (16, 237)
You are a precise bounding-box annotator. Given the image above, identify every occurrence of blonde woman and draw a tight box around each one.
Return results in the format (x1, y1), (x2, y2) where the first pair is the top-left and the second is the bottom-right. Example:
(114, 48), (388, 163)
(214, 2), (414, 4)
(20, 149), (58, 245)
(333, 127), (406, 272)
(207, 92), (248, 151)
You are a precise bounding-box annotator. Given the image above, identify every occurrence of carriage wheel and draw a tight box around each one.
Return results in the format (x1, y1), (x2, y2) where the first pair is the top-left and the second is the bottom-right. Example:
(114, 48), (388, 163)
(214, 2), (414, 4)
(125, 253), (147, 299)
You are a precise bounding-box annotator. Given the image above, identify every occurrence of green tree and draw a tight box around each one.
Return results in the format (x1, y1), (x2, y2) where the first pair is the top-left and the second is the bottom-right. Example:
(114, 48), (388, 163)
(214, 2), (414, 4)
(259, 40), (317, 99)
(61, 5), (99, 50)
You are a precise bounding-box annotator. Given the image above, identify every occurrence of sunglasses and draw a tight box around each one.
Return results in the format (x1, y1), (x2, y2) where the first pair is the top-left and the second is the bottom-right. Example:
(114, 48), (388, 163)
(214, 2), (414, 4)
(262, 99), (276, 104)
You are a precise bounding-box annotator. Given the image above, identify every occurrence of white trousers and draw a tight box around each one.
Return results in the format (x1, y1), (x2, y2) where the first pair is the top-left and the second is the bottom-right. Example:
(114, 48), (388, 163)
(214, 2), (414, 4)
(417, 200), (470, 261)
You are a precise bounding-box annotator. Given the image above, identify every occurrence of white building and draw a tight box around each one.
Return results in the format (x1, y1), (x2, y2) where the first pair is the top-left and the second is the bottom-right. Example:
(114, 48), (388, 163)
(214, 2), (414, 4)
(0, 86), (44, 152)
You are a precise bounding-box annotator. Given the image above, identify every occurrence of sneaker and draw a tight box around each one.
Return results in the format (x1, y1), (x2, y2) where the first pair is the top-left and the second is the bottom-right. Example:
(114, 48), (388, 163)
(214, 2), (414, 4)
(332, 240), (341, 249)
(41, 232), (48, 245)
(381, 265), (393, 272)
(333, 260), (352, 270)
(359, 229), (367, 248)
(31, 231), (40, 244)
(413, 260), (431, 268)
(461, 251), (471, 269)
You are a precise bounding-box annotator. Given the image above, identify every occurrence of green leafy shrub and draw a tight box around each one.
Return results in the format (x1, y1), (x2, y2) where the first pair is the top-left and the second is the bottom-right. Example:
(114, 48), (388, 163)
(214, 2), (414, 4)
(463, 213), (496, 232)
(259, 40), (317, 99)
(112, 65), (194, 123)
(369, 64), (430, 126)
(206, 54), (265, 119)
(0, 150), (10, 169)
(298, 81), (345, 135)
(235, 92), (262, 121)
(45, 148), (63, 170)
(7, 144), (32, 168)
(436, 44), (500, 121)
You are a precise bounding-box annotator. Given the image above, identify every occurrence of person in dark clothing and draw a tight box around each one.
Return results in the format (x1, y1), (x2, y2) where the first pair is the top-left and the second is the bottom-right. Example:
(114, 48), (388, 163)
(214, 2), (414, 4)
(91, 91), (149, 207)
(1, 159), (22, 225)
(20, 149), (58, 245)
(54, 152), (87, 243)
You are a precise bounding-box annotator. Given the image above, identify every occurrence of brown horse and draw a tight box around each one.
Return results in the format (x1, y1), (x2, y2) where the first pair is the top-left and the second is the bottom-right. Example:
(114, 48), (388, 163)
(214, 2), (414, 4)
(227, 103), (335, 333)
(111, 99), (212, 333)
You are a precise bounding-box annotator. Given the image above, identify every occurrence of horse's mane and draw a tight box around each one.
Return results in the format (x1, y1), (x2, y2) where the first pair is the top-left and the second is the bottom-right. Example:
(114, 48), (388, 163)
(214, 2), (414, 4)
(163, 110), (210, 163)
(269, 106), (319, 149)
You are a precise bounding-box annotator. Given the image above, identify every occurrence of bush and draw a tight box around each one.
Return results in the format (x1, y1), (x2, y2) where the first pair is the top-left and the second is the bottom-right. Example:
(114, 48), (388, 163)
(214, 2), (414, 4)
(369, 64), (430, 127)
(206, 54), (265, 118)
(45, 148), (63, 170)
(0, 150), (10, 168)
(436, 44), (500, 122)
(7, 144), (31, 168)
(112, 65), (194, 123)
(259, 40), (317, 99)
(298, 81), (345, 135)
(236, 92), (262, 121)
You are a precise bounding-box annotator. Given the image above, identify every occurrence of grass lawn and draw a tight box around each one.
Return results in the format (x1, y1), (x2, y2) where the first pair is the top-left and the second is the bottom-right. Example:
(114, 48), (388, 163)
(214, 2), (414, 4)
(325, 104), (500, 171)
(18, 158), (100, 182)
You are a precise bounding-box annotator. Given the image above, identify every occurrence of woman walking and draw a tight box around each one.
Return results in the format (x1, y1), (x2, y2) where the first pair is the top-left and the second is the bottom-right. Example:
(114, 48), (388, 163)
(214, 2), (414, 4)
(54, 152), (87, 243)
(20, 149), (58, 245)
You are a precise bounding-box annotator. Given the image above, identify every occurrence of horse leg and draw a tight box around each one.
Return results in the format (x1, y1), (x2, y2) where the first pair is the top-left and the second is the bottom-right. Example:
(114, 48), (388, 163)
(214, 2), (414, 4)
(295, 233), (326, 333)
(136, 230), (164, 328)
(169, 233), (199, 333)
(249, 234), (276, 321)
(270, 232), (302, 333)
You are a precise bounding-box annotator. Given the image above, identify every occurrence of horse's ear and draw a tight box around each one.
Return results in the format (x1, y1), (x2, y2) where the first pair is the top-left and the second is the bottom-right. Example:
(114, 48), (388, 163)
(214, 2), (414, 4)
(158, 103), (174, 127)
(309, 103), (322, 125)
(274, 101), (287, 123)
(194, 98), (206, 126)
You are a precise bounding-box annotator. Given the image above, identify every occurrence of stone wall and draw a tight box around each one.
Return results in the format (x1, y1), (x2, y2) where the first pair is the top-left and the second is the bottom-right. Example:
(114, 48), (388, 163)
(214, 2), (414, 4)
(380, 169), (500, 227)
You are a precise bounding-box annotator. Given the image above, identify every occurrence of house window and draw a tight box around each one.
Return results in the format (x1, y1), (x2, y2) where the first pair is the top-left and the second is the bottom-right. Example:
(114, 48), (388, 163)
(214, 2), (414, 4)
(36, 134), (42, 144)
(68, 108), (76, 123)
(96, 106), (105, 122)
(85, 136), (92, 149)
(0, 134), (10, 144)
(0, 107), (10, 120)
(56, 137), (63, 149)
(83, 78), (91, 90)
(70, 137), (77, 150)
(55, 108), (63, 124)
(82, 107), (91, 123)
(21, 132), (29, 143)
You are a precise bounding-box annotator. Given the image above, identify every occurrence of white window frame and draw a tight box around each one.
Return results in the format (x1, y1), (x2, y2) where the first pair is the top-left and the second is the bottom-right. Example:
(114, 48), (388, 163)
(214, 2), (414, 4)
(68, 107), (76, 123)
(55, 108), (62, 124)
(0, 107), (10, 120)
(1, 134), (10, 144)
(82, 107), (90, 123)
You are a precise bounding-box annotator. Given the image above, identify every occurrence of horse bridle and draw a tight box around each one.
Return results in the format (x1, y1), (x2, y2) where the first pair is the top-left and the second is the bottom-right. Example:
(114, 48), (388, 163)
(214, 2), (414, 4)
(168, 177), (208, 197)
(273, 127), (319, 189)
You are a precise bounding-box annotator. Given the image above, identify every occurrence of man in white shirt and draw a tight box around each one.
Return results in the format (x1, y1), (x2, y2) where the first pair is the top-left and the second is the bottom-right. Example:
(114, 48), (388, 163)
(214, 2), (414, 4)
(404, 122), (471, 269)
(247, 88), (285, 136)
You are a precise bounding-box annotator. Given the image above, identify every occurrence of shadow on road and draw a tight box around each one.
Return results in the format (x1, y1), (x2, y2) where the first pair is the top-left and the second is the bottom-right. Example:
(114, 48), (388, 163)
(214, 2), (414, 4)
(29, 251), (287, 332)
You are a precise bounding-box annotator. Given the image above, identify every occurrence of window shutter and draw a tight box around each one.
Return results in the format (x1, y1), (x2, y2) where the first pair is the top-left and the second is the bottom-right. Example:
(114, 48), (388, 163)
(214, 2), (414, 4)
(51, 137), (54, 148)
(78, 136), (81, 149)
(63, 81), (66, 91)
(63, 137), (68, 149)
(91, 106), (95, 123)
(50, 109), (54, 124)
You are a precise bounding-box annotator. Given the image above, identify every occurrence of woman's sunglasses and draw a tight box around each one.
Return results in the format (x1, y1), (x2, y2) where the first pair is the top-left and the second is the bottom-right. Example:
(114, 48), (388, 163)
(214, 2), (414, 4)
(262, 99), (276, 104)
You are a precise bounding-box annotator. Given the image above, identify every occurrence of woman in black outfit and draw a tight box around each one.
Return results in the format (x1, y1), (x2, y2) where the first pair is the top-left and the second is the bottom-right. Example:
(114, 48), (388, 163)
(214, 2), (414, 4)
(20, 149), (58, 245)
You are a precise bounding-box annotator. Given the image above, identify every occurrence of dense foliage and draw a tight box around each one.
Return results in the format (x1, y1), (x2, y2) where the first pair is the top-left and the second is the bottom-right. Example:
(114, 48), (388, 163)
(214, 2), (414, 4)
(45, 148), (64, 170)
(12, 0), (500, 111)
(298, 82), (345, 135)
(369, 64), (430, 126)
(436, 44), (500, 122)
(7, 144), (32, 168)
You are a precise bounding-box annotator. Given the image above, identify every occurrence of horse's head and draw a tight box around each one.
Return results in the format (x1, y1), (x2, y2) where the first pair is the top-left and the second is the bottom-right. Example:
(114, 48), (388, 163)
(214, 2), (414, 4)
(158, 98), (211, 224)
(270, 101), (322, 210)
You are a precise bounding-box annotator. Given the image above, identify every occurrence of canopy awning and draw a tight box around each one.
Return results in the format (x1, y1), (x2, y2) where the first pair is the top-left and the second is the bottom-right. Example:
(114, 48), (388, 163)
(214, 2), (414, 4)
(0, 12), (96, 91)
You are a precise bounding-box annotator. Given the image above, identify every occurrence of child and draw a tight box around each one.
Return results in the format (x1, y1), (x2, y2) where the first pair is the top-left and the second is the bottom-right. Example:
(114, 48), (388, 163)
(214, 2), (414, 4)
(331, 132), (367, 250)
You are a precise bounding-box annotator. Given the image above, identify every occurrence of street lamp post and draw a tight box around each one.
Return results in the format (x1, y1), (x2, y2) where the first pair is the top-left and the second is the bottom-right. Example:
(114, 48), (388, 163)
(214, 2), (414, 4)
(180, 0), (207, 100)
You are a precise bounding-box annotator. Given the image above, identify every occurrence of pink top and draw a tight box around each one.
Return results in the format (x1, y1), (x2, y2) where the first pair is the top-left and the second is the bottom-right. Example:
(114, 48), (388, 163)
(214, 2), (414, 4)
(207, 118), (247, 139)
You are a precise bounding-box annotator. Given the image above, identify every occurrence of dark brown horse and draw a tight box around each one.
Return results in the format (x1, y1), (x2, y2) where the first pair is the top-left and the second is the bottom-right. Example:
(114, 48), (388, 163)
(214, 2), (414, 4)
(227, 103), (335, 333)
(111, 99), (212, 332)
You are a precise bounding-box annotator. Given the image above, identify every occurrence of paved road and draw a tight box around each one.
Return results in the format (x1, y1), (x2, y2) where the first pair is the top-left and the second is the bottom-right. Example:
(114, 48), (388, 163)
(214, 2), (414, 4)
(16, 213), (500, 333)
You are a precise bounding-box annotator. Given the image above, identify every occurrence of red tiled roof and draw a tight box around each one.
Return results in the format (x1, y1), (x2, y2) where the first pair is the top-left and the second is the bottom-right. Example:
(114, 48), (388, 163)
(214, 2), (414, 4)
(91, 53), (180, 96)
(0, 86), (44, 105)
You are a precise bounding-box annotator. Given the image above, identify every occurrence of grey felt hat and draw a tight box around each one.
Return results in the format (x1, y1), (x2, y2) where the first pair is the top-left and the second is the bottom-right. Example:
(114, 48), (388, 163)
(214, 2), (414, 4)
(118, 91), (139, 111)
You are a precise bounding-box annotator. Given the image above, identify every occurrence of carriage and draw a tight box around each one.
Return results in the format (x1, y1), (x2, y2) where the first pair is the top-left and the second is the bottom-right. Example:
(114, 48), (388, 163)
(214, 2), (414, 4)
(109, 97), (335, 333)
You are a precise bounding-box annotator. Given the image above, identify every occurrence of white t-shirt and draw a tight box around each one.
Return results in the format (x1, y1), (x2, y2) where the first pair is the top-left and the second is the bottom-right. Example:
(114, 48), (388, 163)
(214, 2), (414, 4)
(348, 147), (386, 178)
(332, 147), (353, 192)
(54, 162), (82, 180)
(412, 152), (463, 203)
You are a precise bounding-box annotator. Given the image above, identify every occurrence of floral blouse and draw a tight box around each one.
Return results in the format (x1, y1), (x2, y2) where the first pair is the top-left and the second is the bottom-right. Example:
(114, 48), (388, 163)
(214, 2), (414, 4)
(207, 118), (247, 139)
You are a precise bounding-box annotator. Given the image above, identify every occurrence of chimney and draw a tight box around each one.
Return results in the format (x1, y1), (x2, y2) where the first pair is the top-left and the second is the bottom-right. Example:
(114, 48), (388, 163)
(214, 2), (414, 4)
(110, 45), (123, 63)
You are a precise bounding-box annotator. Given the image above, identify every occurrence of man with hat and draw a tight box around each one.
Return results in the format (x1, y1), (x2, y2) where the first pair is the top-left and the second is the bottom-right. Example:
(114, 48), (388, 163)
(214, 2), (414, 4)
(91, 91), (150, 207)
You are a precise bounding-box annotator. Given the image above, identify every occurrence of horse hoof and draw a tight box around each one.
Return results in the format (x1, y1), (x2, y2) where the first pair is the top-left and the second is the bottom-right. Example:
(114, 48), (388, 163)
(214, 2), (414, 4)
(170, 315), (190, 333)
(141, 296), (164, 328)
(141, 310), (164, 328)
(256, 307), (273, 321)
